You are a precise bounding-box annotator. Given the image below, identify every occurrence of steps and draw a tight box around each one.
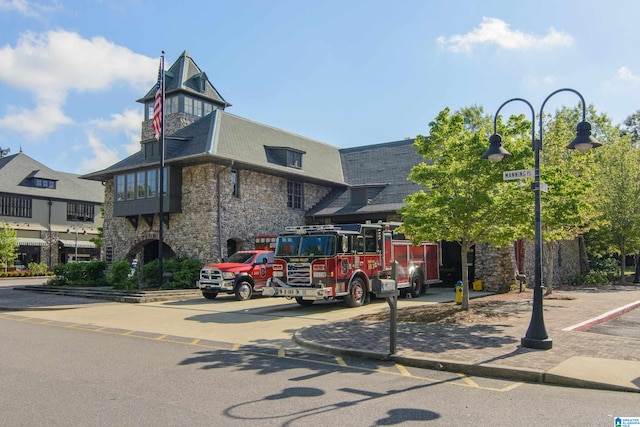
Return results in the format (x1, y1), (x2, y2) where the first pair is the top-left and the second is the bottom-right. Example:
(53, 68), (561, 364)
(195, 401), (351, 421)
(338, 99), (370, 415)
(14, 285), (202, 303)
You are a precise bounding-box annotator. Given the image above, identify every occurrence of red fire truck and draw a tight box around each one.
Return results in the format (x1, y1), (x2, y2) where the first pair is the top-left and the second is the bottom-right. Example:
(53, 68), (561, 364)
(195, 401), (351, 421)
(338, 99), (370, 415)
(262, 223), (440, 307)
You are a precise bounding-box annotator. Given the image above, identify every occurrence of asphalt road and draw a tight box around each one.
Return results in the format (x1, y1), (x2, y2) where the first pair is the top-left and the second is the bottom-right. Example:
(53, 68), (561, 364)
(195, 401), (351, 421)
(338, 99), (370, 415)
(1, 318), (639, 426)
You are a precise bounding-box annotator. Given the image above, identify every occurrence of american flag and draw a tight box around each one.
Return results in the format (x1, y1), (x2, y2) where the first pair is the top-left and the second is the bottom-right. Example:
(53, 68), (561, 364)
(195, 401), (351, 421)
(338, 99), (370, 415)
(152, 58), (163, 141)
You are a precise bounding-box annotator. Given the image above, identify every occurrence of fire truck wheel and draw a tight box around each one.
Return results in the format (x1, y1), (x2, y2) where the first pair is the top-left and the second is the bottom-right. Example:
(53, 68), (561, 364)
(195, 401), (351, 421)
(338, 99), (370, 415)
(202, 291), (218, 300)
(295, 297), (314, 307)
(235, 280), (253, 301)
(345, 278), (368, 307)
(410, 273), (423, 298)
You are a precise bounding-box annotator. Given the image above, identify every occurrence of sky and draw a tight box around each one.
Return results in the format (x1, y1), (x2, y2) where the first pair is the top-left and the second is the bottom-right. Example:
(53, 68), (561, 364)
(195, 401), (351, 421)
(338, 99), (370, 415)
(1, 0), (640, 175)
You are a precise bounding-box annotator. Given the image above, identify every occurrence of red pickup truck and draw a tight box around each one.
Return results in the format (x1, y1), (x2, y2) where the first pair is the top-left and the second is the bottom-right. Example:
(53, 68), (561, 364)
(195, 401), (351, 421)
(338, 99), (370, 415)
(197, 250), (274, 301)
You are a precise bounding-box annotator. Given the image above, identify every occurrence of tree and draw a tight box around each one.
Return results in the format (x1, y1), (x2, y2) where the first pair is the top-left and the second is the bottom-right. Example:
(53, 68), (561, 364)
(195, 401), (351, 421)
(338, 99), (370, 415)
(401, 106), (532, 310)
(0, 222), (18, 272)
(589, 125), (640, 282)
(538, 106), (617, 293)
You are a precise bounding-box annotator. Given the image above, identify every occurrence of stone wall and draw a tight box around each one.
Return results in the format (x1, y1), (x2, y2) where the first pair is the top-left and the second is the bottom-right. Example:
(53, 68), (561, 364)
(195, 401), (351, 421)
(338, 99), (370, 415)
(140, 113), (202, 141)
(101, 163), (332, 265)
(475, 238), (584, 292)
(474, 244), (517, 293)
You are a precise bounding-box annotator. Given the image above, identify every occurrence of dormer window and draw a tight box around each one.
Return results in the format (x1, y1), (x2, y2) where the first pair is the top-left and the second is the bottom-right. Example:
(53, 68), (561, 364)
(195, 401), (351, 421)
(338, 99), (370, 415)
(34, 178), (56, 189)
(287, 150), (302, 168)
(265, 146), (305, 169)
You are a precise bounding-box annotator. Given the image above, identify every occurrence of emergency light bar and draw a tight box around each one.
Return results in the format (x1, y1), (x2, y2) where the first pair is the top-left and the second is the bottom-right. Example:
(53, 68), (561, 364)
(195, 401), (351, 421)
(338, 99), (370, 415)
(284, 225), (339, 234)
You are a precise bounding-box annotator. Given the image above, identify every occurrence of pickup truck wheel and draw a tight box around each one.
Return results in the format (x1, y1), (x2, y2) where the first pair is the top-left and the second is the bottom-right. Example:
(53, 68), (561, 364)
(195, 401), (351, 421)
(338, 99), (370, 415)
(410, 273), (423, 298)
(202, 291), (218, 300)
(345, 278), (368, 307)
(295, 297), (314, 307)
(235, 280), (253, 301)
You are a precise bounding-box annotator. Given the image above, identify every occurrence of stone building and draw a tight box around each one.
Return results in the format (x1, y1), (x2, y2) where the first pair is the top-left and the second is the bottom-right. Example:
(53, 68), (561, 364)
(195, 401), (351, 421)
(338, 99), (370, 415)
(82, 51), (345, 266)
(82, 51), (586, 290)
(0, 149), (103, 268)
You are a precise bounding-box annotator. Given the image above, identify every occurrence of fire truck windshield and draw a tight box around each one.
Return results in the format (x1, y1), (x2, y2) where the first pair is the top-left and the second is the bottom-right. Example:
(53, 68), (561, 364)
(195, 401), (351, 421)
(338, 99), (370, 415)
(275, 235), (335, 257)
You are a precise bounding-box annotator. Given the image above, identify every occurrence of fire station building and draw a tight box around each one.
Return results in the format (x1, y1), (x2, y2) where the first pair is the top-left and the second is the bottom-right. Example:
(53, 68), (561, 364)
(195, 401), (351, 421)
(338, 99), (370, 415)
(82, 51), (585, 291)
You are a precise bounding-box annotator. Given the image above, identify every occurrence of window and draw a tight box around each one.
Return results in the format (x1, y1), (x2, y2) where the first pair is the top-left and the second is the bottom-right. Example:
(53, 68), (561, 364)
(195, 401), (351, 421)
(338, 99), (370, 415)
(287, 181), (303, 209)
(146, 169), (157, 197)
(161, 167), (168, 195)
(0, 195), (31, 218)
(231, 169), (239, 197)
(287, 150), (302, 168)
(34, 178), (56, 189)
(363, 227), (378, 253)
(136, 171), (146, 198)
(165, 95), (177, 114)
(115, 168), (168, 202)
(67, 202), (95, 222)
(184, 96), (194, 115)
(126, 173), (135, 200)
(116, 175), (125, 201)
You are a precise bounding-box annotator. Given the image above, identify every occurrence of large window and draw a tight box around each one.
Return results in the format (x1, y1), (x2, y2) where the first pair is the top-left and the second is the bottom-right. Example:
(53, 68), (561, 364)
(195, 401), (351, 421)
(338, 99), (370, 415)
(0, 195), (31, 218)
(136, 171), (146, 198)
(287, 181), (303, 209)
(126, 173), (135, 200)
(67, 202), (95, 222)
(115, 168), (168, 202)
(146, 169), (157, 197)
(116, 175), (125, 201)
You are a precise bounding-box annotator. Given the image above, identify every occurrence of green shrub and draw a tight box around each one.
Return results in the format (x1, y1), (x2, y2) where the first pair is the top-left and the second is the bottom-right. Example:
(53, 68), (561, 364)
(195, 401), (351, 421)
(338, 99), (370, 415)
(108, 260), (137, 290)
(572, 257), (619, 286)
(48, 260), (107, 286)
(27, 262), (48, 276)
(139, 258), (201, 289)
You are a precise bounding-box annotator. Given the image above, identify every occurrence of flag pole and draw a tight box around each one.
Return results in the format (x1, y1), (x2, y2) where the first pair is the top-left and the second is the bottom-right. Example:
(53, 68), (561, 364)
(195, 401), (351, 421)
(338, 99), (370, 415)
(157, 52), (165, 287)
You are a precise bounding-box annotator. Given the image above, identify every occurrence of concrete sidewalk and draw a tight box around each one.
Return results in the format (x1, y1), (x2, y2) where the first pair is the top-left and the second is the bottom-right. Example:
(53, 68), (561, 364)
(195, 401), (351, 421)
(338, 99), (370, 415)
(2, 281), (640, 393)
(295, 286), (640, 393)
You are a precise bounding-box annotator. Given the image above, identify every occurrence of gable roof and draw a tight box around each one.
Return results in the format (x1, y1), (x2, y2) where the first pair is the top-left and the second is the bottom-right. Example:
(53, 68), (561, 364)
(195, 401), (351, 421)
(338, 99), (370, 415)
(0, 152), (103, 203)
(82, 109), (346, 186)
(137, 51), (231, 108)
(305, 139), (426, 219)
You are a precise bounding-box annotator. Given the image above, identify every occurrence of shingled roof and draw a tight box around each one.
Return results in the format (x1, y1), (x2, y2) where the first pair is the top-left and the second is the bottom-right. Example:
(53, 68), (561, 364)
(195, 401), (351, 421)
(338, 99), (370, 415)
(0, 151), (103, 203)
(137, 51), (231, 108)
(305, 139), (427, 219)
(82, 109), (346, 186)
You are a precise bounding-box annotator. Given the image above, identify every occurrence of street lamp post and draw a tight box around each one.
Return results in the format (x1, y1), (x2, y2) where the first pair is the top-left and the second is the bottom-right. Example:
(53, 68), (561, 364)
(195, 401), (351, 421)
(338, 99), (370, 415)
(482, 88), (601, 350)
(67, 224), (85, 263)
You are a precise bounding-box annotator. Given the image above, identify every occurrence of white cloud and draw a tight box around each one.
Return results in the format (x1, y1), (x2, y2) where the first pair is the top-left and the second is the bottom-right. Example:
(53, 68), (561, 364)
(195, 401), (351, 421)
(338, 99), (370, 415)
(0, 0), (58, 19)
(616, 66), (640, 82)
(0, 101), (72, 138)
(0, 30), (157, 139)
(77, 108), (143, 173)
(437, 17), (573, 54)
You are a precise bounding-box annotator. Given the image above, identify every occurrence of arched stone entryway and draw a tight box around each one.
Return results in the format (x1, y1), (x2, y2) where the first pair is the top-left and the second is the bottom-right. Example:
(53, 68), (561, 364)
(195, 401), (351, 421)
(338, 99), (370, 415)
(226, 238), (243, 258)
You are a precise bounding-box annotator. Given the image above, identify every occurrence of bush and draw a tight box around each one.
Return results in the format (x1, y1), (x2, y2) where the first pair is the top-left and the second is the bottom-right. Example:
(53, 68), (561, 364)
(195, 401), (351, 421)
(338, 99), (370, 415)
(48, 260), (107, 286)
(108, 260), (137, 290)
(27, 262), (49, 276)
(572, 257), (620, 286)
(140, 258), (202, 289)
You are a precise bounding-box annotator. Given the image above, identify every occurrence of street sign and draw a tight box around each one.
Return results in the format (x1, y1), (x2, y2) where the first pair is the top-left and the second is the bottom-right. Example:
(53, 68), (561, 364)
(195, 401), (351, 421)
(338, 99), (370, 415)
(503, 169), (535, 180)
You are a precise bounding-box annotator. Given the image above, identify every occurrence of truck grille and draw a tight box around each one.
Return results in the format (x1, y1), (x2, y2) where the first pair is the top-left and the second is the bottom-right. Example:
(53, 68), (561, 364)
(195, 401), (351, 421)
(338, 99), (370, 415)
(200, 268), (222, 281)
(287, 263), (311, 285)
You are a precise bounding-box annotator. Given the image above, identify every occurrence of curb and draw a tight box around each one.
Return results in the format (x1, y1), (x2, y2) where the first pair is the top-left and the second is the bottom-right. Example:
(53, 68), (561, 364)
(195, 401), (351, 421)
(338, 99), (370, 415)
(562, 299), (640, 331)
(293, 329), (640, 394)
